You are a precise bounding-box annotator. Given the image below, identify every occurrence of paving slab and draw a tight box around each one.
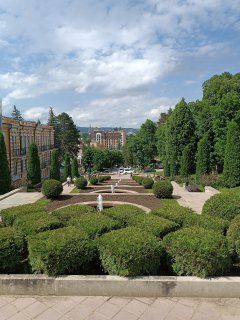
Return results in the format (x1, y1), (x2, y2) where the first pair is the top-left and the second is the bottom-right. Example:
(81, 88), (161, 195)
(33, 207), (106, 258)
(0, 192), (43, 211)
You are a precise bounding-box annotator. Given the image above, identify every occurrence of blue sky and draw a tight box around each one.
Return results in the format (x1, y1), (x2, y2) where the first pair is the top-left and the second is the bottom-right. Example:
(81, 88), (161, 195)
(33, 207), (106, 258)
(0, 0), (240, 128)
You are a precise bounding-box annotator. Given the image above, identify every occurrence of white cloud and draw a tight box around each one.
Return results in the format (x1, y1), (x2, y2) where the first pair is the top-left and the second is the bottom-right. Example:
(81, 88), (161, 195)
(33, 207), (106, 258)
(23, 107), (48, 121)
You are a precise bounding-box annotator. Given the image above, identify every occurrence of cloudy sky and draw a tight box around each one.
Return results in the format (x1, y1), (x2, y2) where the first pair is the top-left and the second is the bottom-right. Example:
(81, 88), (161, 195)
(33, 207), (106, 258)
(0, 0), (240, 128)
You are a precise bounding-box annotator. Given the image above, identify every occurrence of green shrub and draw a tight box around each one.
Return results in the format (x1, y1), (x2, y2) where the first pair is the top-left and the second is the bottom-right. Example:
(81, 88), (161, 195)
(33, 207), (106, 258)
(202, 193), (240, 221)
(227, 215), (240, 255)
(68, 213), (121, 238)
(98, 175), (111, 183)
(153, 180), (173, 198)
(128, 214), (178, 238)
(1, 203), (47, 227)
(89, 176), (98, 185)
(132, 176), (143, 185)
(41, 179), (63, 199)
(14, 212), (63, 237)
(142, 177), (154, 189)
(163, 227), (231, 278)
(103, 204), (145, 227)
(152, 205), (194, 227)
(0, 227), (24, 272)
(75, 177), (88, 189)
(28, 227), (96, 276)
(98, 227), (164, 276)
(52, 204), (96, 223)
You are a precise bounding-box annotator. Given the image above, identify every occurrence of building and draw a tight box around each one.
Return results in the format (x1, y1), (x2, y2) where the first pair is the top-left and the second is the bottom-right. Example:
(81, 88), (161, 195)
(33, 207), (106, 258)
(1, 117), (55, 187)
(89, 128), (126, 150)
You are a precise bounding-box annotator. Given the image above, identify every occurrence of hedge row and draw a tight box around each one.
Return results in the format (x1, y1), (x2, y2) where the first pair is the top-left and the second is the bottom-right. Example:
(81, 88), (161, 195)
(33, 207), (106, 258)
(52, 204), (96, 223)
(98, 175), (111, 183)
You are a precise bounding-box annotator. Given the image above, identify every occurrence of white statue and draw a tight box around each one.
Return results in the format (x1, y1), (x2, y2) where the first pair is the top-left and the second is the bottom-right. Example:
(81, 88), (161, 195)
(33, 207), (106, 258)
(111, 184), (115, 194)
(97, 194), (103, 212)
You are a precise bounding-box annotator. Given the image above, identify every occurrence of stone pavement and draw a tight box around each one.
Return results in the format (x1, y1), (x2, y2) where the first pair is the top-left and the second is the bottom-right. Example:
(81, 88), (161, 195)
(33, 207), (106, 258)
(0, 296), (239, 320)
(0, 192), (43, 211)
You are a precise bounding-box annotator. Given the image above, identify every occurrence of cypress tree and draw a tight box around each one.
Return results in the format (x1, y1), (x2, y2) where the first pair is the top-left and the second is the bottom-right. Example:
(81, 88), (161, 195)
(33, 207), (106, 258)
(223, 120), (240, 188)
(0, 131), (11, 194)
(180, 144), (192, 177)
(50, 149), (60, 181)
(27, 143), (41, 186)
(71, 157), (79, 178)
(11, 105), (23, 121)
(64, 153), (71, 180)
(196, 134), (210, 177)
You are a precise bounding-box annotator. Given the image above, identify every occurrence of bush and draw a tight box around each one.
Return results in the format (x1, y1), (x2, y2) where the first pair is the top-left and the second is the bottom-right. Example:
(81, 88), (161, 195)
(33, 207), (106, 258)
(98, 227), (164, 276)
(1, 203), (47, 227)
(132, 176), (143, 185)
(52, 204), (96, 223)
(28, 227), (96, 276)
(14, 212), (63, 237)
(152, 205), (194, 227)
(142, 177), (154, 189)
(227, 215), (240, 255)
(89, 176), (98, 185)
(41, 179), (63, 199)
(128, 214), (178, 238)
(103, 204), (145, 227)
(68, 213), (121, 238)
(202, 193), (240, 221)
(153, 180), (173, 198)
(98, 175), (111, 183)
(0, 227), (24, 273)
(75, 177), (88, 189)
(163, 227), (231, 278)
(196, 174), (223, 189)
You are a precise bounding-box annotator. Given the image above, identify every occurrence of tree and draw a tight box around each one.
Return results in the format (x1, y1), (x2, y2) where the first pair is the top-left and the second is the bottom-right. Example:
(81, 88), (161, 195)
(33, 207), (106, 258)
(71, 157), (79, 178)
(63, 153), (71, 179)
(27, 143), (41, 185)
(47, 107), (60, 149)
(11, 105), (23, 121)
(196, 134), (210, 177)
(180, 144), (193, 177)
(0, 131), (11, 194)
(223, 121), (240, 188)
(82, 147), (94, 173)
(50, 149), (60, 181)
(37, 119), (41, 125)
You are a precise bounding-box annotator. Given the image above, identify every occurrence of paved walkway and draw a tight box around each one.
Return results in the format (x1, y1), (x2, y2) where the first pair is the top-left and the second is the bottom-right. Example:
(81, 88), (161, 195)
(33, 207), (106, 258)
(0, 296), (239, 320)
(0, 192), (43, 211)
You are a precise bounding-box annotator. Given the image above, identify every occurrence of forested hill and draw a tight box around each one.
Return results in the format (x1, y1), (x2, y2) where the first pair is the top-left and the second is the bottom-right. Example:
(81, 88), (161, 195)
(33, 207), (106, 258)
(78, 127), (138, 134)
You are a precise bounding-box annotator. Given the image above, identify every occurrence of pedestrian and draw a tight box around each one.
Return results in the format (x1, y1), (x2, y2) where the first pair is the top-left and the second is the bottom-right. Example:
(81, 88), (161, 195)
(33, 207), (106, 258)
(67, 176), (71, 187)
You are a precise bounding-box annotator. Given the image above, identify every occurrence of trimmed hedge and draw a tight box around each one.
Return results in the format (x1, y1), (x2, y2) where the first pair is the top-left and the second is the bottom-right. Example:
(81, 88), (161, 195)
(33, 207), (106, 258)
(132, 176), (143, 185)
(103, 204), (145, 227)
(98, 175), (111, 183)
(153, 180), (173, 198)
(152, 205), (194, 227)
(41, 179), (63, 199)
(13, 212), (63, 237)
(0, 227), (24, 273)
(163, 227), (231, 278)
(142, 177), (154, 189)
(98, 227), (164, 276)
(68, 213), (121, 238)
(128, 214), (178, 238)
(52, 205), (96, 223)
(1, 203), (47, 227)
(28, 227), (96, 276)
(202, 193), (240, 221)
(75, 177), (88, 189)
(90, 176), (98, 185)
(227, 214), (240, 255)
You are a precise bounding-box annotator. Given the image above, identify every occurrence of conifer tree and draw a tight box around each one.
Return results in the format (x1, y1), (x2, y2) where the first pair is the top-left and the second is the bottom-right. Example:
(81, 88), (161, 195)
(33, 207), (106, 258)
(27, 143), (41, 186)
(11, 105), (24, 121)
(50, 149), (61, 181)
(71, 157), (79, 178)
(196, 134), (210, 177)
(64, 153), (71, 180)
(0, 131), (11, 194)
(180, 144), (193, 177)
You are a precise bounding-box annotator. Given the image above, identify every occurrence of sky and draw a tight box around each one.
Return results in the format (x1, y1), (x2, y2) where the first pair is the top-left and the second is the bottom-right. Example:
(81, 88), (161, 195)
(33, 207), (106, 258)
(0, 0), (240, 128)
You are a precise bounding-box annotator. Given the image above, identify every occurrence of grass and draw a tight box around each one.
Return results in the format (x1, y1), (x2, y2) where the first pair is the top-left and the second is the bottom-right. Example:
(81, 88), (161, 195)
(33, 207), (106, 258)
(70, 188), (81, 194)
(35, 198), (50, 207)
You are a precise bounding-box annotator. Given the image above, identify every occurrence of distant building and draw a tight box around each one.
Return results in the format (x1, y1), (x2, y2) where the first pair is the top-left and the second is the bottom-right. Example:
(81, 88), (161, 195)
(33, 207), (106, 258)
(1, 117), (55, 187)
(89, 128), (126, 150)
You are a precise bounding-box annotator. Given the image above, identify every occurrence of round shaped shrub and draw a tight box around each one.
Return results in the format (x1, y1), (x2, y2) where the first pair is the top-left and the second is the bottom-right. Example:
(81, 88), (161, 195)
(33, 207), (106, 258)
(227, 214), (240, 255)
(75, 177), (87, 189)
(202, 193), (240, 221)
(98, 227), (164, 276)
(41, 179), (63, 199)
(89, 176), (98, 185)
(153, 180), (173, 198)
(163, 227), (231, 278)
(52, 205), (96, 223)
(133, 176), (143, 185)
(152, 205), (194, 227)
(142, 177), (154, 189)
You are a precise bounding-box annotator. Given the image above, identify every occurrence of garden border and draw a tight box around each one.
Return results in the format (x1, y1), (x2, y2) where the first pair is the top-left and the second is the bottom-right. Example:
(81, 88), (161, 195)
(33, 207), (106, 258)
(1, 275), (240, 298)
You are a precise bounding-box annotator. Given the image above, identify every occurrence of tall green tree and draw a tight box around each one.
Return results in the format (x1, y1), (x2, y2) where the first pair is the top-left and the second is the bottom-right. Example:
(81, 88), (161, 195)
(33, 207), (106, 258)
(223, 121), (240, 188)
(47, 107), (60, 149)
(63, 153), (71, 179)
(71, 157), (79, 178)
(50, 149), (60, 181)
(180, 144), (193, 177)
(0, 132), (11, 194)
(196, 134), (210, 177)
(27, 143), (41, 185)
(11, 105), (23, 121)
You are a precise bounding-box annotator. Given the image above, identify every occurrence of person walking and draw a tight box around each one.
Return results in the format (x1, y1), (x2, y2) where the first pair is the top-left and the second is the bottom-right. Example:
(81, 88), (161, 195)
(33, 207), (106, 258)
(67, 176), (71, 187)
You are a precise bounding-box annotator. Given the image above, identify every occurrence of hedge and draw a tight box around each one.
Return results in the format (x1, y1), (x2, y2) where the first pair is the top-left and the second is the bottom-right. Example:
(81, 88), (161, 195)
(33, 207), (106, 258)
(89, 176), (98, 185)
(0, 227), (24, 273)
(28, 227), (96, 276)
(75, 177), (88, 189)
(128, 214), (178, 238)
(152, 205), (194, 227)
(13, 212), (63, 237)
(41, 179), (63, 199)
(103, 204), (145, 227)
(227, 214), (240, 255)
(98, 175), (111, 183)
(52, 204), (96, 223)
(1, 203), (47, 227)
(153, 180), (173, 198)
(68, 213), (121, 238)
(98, 227), (164, 276)
(142, 177), (154, 189)
(202, 193), (240, 221)
(132, 176), (143, 185)
(163, 227), (231, 278)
